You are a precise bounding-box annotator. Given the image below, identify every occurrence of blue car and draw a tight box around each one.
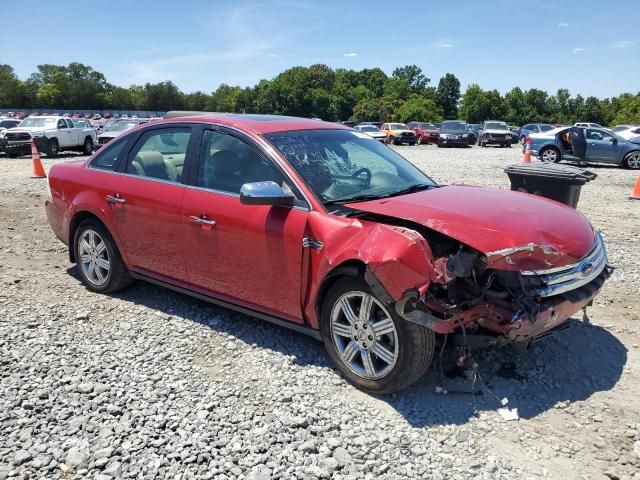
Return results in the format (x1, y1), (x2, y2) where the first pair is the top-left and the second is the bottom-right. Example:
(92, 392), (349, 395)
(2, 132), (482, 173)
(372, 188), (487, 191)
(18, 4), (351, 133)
(519, 123), (554, 143)
(529, 126), (640, 169)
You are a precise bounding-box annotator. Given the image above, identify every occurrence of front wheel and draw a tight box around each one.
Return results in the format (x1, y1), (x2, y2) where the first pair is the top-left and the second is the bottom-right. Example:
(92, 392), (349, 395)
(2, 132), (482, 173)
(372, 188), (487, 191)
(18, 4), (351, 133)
(623, 151), (640, 170)
(321, 277), (435, 394)
(47, 139), (59, 158)
(540, 147), (560, 163)
(74, 219), (133, 293)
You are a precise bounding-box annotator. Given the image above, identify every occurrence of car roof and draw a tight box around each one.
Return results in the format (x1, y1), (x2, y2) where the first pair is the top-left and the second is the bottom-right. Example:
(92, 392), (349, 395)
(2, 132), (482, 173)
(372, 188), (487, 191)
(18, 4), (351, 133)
(161, 112), (350, 135)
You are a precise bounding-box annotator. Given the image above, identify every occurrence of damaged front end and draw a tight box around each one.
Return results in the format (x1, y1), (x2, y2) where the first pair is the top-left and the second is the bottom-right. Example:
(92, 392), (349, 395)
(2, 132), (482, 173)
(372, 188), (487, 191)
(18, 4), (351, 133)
(392, 230), (611, 347)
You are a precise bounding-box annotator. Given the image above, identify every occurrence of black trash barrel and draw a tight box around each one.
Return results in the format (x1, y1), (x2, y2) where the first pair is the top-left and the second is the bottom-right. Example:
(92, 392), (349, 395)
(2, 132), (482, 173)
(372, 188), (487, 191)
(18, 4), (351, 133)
(504, 163), (597, 208)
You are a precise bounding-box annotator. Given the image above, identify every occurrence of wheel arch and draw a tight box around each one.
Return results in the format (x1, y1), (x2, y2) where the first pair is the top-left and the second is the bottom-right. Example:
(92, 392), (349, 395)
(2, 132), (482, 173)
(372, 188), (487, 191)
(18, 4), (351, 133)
(315, 260), (367, 323)
(623, 149), (640, 169)
(68, 210), (123, 264)
(540, 144), (561, 161)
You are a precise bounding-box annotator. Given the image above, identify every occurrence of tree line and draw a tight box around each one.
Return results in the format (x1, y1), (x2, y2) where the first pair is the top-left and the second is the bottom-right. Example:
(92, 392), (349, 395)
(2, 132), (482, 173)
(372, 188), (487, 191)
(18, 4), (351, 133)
(1, 62), (639, 126)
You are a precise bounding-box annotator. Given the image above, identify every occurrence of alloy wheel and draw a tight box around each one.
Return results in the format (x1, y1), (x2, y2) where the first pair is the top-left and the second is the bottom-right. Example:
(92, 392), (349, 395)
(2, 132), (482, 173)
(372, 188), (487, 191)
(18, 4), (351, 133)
(78, 229), (110, 286)
(330, 291), (399, 380)
(541, 149), (558, 162)
(626, 152), (640, 169)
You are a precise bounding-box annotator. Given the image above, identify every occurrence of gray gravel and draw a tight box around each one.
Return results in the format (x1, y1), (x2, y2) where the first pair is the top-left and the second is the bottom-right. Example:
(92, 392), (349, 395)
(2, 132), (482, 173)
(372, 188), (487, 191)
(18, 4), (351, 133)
(0, 148), (639, 479)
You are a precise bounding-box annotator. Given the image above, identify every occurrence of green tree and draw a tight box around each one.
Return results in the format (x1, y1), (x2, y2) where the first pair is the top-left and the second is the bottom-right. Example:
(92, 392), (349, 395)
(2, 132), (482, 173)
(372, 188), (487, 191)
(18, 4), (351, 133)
(184, 91), (210, 111)
(0, 65), (23, 107)
(392, 65), (429, 94)
(436, 73), (460, 119)
(393, 95), (443, 123)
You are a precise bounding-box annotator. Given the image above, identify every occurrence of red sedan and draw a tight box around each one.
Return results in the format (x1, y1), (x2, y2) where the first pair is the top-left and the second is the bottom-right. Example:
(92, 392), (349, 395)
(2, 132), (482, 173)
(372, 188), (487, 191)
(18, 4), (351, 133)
(408, 121), (440, 144)
(45, 113), (610, 393)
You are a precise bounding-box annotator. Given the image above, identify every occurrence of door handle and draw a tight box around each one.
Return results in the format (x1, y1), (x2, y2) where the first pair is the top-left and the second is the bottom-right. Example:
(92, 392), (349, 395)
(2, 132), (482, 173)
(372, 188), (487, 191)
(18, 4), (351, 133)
(106, 194), (126, 204)
(189, 215), (216, 227)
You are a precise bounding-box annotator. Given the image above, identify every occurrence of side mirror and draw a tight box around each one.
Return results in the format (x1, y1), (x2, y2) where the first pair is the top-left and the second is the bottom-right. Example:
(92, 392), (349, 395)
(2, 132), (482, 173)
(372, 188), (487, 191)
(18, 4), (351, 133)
(240, 181), (294, 207)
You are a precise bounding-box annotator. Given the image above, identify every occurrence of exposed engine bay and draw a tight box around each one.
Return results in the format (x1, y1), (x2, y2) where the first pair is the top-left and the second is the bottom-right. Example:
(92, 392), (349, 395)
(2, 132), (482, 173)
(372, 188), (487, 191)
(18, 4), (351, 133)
(346, 209), (612, 347)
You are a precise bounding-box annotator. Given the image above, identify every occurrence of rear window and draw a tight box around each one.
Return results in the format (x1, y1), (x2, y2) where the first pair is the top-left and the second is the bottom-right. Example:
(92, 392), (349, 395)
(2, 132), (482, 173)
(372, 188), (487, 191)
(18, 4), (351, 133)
(539, 125), (554, 132)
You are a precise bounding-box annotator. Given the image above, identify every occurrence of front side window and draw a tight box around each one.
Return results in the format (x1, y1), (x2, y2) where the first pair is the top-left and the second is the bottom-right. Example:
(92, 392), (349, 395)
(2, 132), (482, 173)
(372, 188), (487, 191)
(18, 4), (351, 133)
(57, 119), (67, 129)
(197, 130), (284, 194)
(264, 129), (436, 205)
(586, 129), (613, 141)
(125, 127), (191, 183)
(89, 136), (129, 171)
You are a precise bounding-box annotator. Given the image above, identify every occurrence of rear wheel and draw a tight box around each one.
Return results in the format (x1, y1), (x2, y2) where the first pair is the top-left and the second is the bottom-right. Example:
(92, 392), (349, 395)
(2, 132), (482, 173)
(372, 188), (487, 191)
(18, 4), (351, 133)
(540, 147), (560, 163)
(74, 219), (132, 293)
(321, 277), (435, 394)
(82, 137), (94, 155)
(623, 151), (640, 170)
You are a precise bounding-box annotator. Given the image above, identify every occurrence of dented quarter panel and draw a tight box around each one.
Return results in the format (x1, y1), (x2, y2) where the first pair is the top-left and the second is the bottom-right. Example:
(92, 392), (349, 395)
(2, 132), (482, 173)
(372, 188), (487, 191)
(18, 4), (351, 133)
(347, 184), (595, 271)
(301, 211), (435, 328)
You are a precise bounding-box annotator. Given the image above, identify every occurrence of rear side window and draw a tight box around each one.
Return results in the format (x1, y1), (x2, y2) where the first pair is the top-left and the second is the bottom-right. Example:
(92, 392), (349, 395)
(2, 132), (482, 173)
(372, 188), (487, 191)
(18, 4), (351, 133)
(89, 137), (129, 171)
(125, 127), (191, 183)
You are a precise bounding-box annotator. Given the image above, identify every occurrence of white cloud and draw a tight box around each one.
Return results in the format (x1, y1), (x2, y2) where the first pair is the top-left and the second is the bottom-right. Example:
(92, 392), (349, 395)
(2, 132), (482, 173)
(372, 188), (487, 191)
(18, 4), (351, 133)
(343, 52), (357, 57)
(439, 43), (454, 48)
(557, 22), (569, 27)
(572, 47), (584, 54)
(611, 40), (635, 49)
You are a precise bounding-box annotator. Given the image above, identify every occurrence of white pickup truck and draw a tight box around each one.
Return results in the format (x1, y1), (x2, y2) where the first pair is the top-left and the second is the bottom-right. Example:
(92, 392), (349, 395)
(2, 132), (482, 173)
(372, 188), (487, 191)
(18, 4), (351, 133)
(0, 116), (96, 157)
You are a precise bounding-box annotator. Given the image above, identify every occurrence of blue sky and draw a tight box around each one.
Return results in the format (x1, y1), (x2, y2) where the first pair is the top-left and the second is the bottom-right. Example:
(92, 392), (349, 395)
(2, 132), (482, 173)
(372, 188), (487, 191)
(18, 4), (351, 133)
(2, 0), (638, 98)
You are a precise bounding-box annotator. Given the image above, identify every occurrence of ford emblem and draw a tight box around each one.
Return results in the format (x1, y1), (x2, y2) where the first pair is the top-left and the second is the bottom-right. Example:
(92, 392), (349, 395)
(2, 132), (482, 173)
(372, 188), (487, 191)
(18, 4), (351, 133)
(580, 262), (594, 277)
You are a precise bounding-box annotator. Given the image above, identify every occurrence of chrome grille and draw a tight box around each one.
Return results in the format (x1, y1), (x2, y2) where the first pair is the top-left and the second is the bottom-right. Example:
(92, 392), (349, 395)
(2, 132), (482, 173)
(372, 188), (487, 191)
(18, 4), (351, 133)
(522, 232), (608, 297)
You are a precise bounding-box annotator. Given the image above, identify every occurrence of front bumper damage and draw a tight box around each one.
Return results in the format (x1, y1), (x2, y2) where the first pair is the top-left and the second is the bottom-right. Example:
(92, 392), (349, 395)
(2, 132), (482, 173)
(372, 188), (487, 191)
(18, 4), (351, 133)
(390, 232), (612, 347)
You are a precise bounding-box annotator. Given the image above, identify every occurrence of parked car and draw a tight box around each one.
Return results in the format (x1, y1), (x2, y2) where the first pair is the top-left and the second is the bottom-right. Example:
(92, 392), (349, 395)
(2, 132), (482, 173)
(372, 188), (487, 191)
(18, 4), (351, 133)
(0, 118), (22, 138)
(519, 123), (554, 143)
(478, 120), (513, 148)
(437, 120), (470, 147)
(610, 125), (640, 140)
(95, 119), (149, 148)
(353, 124), (386, 142)
(466, 126), (479, 146)
(407, 122), (440, 144)
(44, 113), (611, 393)
(575, 122), (603, 129)
(0, 115), (96, 157)
(529, 126), (640, 169)
(380, 122), (417, 145)
(357, 121), (383, 129)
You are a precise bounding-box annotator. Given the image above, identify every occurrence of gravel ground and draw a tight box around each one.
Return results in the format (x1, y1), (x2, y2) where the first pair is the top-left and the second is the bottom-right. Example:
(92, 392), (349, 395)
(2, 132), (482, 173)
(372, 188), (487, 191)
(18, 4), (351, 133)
(0, 146), (639, 480)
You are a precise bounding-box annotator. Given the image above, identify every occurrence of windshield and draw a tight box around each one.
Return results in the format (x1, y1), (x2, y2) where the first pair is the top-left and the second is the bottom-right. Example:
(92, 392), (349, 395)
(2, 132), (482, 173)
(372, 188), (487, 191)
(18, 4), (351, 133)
(109, 121), (138, 132)
(417, 123), (436, 129)
(484, 122), (507, 130)
(388, 123), (407, 130)
(19, 118), (56, 128)
(264, 129), (436, 204)
(0, 120), (19, 128)
(441, 121), (466, 131)
(539, 124), (554, 132)
(611, 126), (629, 132)
(358, 126), (380, 133)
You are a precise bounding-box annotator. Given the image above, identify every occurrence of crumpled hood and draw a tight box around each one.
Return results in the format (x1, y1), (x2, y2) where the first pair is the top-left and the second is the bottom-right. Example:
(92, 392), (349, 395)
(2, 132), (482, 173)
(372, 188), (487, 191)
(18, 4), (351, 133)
(348, 185), (596, 271)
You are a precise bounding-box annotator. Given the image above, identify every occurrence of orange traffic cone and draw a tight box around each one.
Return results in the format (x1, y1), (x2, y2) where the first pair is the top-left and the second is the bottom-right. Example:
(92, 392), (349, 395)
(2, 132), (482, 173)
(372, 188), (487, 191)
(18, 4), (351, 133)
(30, 140), (46, 178)
(631, 176), (640, 200)
(522, 137), (532, 163)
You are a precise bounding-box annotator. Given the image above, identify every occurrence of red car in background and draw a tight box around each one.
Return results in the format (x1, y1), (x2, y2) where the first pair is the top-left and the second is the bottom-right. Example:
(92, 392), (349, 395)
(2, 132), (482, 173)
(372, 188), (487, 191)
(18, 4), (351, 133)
(408, 121), (440, 144)
(45, 113), (610, 394)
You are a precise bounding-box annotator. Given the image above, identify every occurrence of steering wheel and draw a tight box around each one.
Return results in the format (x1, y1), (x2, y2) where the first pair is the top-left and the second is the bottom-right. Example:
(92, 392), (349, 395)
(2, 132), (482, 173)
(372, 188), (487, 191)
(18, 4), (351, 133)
(351, 167), (372, 187)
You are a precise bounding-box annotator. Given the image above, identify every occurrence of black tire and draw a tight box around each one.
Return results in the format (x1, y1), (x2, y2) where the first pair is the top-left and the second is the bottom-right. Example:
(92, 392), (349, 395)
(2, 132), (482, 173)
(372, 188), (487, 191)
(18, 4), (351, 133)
(505, 142), (511, 148)
(540, 146), (561, 163)
(46, 138), (59, 158)
(82, 137), (94, 155)
(622, 151), (640, 170)
(73, 219), (133, 294)
(320, 277), (435, 394)
(437, 141), (443, 148)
